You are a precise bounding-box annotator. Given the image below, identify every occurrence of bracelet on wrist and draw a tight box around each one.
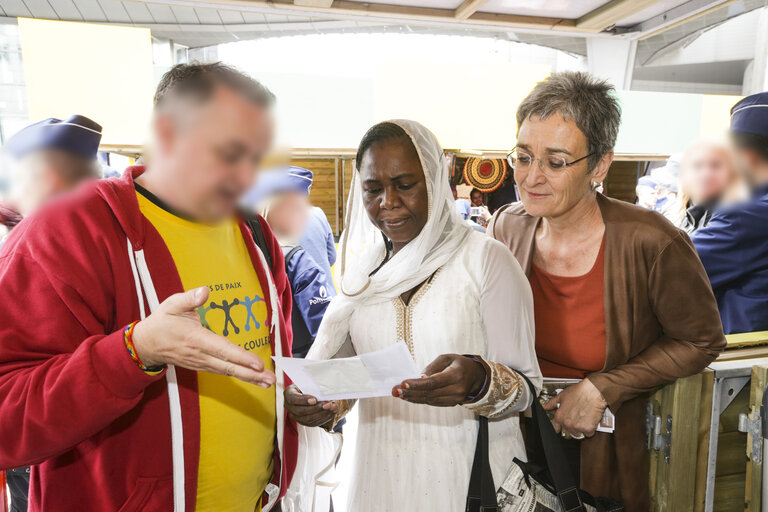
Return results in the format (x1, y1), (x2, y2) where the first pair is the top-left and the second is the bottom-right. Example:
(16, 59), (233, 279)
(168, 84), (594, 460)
(464, 355), (489, 403)
(124, 321), (165, 373)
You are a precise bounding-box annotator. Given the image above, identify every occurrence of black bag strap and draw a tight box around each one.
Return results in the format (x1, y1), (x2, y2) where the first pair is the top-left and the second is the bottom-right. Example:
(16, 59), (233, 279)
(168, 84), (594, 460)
(520, 373), (587, 512)
(283, 245), (303, 267)
(466, 373), (587, 512)
(242, 212), (274, 273)
(466, 416), (498, 512)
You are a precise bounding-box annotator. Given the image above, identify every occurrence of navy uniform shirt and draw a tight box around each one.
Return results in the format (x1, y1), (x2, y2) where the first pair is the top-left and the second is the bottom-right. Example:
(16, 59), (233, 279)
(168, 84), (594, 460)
(299, 207), (336, 292)
(282, 245), (335, 357)
(693, 183), (768, 334)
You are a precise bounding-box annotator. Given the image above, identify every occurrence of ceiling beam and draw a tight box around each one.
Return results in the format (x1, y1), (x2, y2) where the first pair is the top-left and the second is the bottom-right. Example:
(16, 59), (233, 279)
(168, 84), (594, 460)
(454, 0), (489, 20)
(577, 0), (661, 31)
(293, 0), (334, 8)
(634, 0), (736, 39)
(139, 0), (592, 35)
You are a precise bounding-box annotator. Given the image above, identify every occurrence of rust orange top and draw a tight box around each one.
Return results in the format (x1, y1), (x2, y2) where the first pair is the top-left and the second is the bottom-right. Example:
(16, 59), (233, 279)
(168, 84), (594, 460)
(529, 236), (607, 379)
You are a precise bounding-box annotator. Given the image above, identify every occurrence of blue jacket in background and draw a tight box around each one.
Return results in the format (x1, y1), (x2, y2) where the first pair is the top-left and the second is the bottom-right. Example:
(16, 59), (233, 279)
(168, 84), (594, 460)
(299, 206), (336, 291)
(283, 245), (335, 357)
(693, 183), (768, 335)
(455, 198), (471, 220)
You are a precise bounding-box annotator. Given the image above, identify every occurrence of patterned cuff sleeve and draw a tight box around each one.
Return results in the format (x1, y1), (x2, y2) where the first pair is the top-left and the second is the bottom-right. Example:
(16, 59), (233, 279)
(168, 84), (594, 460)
(462, 359), (528, 418)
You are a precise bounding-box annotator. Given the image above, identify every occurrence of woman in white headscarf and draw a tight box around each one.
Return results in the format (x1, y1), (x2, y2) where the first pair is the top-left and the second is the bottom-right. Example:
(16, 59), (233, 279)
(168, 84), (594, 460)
(284, 120), (541, 511)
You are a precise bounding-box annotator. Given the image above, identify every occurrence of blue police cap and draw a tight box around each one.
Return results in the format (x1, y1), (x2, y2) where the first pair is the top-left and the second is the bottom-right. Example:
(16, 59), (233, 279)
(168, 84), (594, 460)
(245, 166), (314, 208)
(731, 92), (768, 137)
(637, 175), (658, 189)
(5, 115), (102, 160)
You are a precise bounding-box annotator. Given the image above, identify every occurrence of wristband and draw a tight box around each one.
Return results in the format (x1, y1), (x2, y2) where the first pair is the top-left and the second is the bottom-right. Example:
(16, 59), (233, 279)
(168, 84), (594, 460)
(124, 322), (164, 373)
(464, 355), (489, 402)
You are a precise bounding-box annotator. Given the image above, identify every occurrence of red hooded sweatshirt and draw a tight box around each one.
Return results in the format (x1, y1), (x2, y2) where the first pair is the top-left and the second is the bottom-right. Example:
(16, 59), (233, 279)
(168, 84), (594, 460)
(0, 167), (297, 511)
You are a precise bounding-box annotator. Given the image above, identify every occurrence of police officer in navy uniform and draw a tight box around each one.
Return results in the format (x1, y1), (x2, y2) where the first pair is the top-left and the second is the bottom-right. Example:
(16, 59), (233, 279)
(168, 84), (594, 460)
(1, 115), (102, 511)
(246, 166), (336, 357)
(693, 92), (768, 335)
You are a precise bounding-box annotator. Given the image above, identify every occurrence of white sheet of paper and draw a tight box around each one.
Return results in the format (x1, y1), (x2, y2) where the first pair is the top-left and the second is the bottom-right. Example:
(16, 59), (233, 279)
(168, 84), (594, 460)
(273, 341), (420, 401)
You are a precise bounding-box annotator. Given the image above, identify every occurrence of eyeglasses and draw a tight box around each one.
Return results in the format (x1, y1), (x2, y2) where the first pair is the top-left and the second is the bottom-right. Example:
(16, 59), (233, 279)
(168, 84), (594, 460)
(507, 146), (595, 176)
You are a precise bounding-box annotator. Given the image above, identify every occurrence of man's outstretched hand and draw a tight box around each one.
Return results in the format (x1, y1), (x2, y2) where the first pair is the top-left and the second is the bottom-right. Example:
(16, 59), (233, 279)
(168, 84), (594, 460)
(131, 286), (276, 387)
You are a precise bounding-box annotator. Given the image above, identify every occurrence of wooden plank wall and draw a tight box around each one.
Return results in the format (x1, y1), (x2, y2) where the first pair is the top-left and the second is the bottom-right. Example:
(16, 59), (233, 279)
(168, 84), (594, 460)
(290, 157), (342, 235)
(714, 386), (749, 511)
(605, 160), (640, 204)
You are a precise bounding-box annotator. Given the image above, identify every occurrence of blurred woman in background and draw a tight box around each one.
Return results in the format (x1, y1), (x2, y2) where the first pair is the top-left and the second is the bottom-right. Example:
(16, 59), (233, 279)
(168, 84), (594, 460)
(674, 138), (741, 233)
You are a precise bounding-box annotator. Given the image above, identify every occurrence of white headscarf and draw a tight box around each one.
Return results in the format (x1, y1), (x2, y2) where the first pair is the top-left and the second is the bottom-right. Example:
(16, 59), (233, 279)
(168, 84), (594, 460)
(308, 119), (473, 360)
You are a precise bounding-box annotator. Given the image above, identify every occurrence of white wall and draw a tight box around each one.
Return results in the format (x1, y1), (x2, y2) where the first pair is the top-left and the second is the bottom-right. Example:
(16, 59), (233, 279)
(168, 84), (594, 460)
(219, 33), (574, 150)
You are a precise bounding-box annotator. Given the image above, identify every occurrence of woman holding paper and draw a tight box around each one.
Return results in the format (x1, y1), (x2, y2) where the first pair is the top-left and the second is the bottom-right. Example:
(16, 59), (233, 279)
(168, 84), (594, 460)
(284, 119), (541, 511)
(487, 71), (727, 510)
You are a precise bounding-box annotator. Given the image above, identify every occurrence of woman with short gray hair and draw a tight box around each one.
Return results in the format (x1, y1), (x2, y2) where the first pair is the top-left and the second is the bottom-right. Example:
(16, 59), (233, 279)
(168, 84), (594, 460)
(489, 71), (726, 510)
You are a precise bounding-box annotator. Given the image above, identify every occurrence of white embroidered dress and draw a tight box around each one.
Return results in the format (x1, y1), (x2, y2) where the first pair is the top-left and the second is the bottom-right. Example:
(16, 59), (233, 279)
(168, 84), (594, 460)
(297, 120), (541, 512)
(344, 231), (540, 511)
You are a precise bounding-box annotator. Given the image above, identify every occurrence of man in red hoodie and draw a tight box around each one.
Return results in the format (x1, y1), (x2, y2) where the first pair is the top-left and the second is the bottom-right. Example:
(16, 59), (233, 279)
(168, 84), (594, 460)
(0, 62), (297, 511)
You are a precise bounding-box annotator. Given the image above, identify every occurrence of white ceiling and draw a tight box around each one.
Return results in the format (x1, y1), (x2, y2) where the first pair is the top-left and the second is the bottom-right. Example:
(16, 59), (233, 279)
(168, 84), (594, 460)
(0, 0), (754, 54)
(478, 0), (606, 18)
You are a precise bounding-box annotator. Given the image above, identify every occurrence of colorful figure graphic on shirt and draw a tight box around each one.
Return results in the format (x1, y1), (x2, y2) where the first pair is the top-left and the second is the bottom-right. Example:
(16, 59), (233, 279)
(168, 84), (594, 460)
(196, 303), (214, 331)
(210, 298), (241, 336)
(240, 295), (264, 332)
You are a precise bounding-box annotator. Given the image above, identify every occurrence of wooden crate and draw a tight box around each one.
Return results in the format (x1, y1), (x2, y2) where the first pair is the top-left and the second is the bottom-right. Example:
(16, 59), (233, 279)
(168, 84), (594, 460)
(744, 365), (768, 511)
(648, 345), (768, 512)
(649, 371), (710, 511)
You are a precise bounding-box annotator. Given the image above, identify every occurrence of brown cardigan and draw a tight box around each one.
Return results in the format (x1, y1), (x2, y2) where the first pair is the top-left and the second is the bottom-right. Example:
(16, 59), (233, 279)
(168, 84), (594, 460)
(489, 194), (726, 511)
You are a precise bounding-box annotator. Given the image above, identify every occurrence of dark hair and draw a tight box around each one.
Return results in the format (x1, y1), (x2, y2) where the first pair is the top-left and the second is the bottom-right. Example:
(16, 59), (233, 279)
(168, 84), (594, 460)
(470, 188), (483, 197)
(154, 62), (275, 111)
(355, 122), (413, 170)
(0, 204), (22, 230)
(516, 71), (621, 171)
(732, 131), (768, 162)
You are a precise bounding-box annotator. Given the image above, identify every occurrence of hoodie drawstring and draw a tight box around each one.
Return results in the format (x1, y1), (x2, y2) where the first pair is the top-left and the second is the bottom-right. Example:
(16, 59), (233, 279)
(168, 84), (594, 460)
(126, 237), (186, 512)
(254, 245), (284, 512)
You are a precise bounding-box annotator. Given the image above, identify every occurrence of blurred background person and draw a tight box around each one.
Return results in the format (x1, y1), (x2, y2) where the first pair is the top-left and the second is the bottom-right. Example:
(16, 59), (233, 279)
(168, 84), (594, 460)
(694, 91), (768, 335)
(634, 175), (658, 209)
(300, 204), (337, 292)
(651, 159), (679, 217)
(248, 166), (335, 358)
(469, 188), (491, 228)
(0, 115), (102, 242)
(452, 185), (471, 220)
(4, 115), (102, 217)
(673, 138), (740, 233)
(0, 115), (101, 511)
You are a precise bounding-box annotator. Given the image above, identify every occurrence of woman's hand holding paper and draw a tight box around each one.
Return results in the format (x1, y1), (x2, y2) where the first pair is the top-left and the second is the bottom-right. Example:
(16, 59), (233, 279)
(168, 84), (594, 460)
(393, 354), (487, 407)
(284, 385), (339, 428)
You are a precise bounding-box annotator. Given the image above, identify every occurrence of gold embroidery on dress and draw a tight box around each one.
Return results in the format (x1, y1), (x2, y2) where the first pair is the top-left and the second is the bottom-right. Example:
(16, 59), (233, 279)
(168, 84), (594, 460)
(467, 360), (523, 418)
(392, 268), (443, 356)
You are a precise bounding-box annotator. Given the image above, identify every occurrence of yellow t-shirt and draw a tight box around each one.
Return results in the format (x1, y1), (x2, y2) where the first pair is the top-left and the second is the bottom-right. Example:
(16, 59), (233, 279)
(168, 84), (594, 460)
(137, 191), (275, 512)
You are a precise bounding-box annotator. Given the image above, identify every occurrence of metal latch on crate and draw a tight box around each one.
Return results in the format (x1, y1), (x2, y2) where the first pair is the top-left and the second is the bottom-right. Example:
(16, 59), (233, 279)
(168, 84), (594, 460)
(737, 411), (762, 464)
(646, 404), (672, 463)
